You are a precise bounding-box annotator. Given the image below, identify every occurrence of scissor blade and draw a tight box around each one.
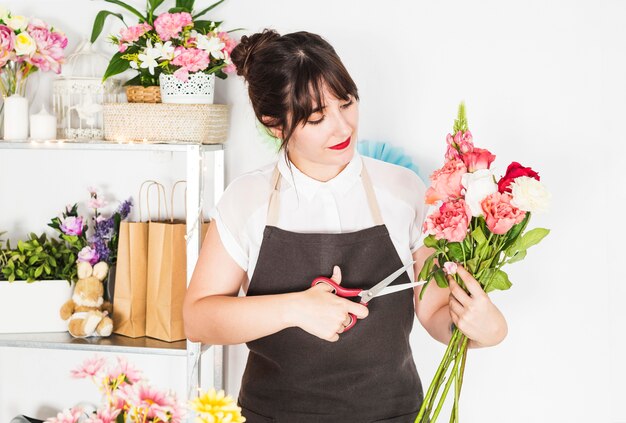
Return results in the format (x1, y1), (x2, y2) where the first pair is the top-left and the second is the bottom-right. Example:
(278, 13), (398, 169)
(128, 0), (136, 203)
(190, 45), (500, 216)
(376, 281), (427, 297)
(359, 261), (415, 303)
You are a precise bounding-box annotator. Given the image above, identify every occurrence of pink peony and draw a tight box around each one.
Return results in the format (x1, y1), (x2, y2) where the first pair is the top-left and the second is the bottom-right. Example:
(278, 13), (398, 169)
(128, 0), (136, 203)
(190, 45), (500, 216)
(154, 12), (192, 41)
(481, 192), (526, 235)
(422, 199), (472, 242)
(27, 23), (68, 73)
(78, 246), (100, 265)
(171, 47), (210, 81)
(425, 159), (467, 205)
(46, 407), (83, 423)
(60, 216), (84, 236)
(462, 147), (496, 172)
(0, 25), (15, 67)
(71, 355), (107, 379)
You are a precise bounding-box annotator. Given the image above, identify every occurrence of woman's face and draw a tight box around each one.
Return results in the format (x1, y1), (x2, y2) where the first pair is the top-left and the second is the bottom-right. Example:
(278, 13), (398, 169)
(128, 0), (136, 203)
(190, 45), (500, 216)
(286, 88), (359, 178)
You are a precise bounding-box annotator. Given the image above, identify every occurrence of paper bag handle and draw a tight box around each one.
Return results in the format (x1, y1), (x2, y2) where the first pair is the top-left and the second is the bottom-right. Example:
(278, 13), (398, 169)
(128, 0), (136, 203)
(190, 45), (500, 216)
(140, 181), (168, 222)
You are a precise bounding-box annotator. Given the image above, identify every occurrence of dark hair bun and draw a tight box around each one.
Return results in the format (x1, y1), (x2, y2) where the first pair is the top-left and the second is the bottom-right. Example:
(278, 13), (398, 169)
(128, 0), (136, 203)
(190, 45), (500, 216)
(231, 29), (280, 79)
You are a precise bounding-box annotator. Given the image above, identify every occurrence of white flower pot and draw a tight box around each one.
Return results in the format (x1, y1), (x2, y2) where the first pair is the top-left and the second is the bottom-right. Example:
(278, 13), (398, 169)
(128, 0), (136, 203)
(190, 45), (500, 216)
(159, 73), (215, 104)
(0, 280), (73, 333)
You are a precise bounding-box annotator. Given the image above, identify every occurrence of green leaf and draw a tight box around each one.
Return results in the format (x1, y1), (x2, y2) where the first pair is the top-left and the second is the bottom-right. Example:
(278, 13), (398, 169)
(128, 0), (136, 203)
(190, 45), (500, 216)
(34, 265), (43, 278)
(103, 51), (131, 82)
(465, 257), (479, 274)
(193, 19), (216, 33)
(501, 213), (530, 251)
(423, 235), (438, 249)
(433, 267), (448, 288)
(167, 6), (189, 13)
(519, 228), (550, 251)
(193, 0), (225, 19)
(123, 74), (143, 86)
(447, 242), (464, 262)
(104, 0), (146, 22)
(418, 280), (430, 300)
(91, 10), (125, 43)
(176, 0), (196, 11)
(471, 225), (487, 246)
(481, 269), (512, 293)
(418, 254), (435, 282)
(28, 255), (39, 265)
(507, 249), (527, 264)
(148, 0), (166, 12)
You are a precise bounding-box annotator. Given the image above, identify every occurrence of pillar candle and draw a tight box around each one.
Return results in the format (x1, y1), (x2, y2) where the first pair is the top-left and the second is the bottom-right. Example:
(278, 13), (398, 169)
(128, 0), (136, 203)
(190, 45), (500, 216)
(30, 106), (57, 140)
(3, 94), (29, 141)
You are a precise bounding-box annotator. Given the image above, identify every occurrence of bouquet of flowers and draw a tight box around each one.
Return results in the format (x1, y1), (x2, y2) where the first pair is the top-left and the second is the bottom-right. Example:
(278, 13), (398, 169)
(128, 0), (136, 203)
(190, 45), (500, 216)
(48, 188), (132, 280)
(91, 0), (237, 86)
(0, 6), (68, 96)
(415, 103), (550, 422)
(46, 355), (246, 423)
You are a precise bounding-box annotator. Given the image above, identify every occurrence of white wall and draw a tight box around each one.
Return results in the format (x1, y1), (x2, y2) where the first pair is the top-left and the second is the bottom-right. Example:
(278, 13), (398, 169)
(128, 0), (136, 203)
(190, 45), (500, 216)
(1, 0), (624, 422)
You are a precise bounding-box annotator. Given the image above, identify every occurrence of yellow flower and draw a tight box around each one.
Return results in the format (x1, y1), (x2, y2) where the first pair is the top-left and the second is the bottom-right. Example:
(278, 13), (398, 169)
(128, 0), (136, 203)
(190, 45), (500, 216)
(190, 388), (246, 423)
(14, 32), (36, 56)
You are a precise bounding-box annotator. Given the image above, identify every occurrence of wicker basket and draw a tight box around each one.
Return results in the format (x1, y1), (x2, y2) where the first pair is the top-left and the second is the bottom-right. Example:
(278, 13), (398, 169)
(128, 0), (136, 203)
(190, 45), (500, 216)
(103, 103), (229, 144)
(126, 85), (162, 103)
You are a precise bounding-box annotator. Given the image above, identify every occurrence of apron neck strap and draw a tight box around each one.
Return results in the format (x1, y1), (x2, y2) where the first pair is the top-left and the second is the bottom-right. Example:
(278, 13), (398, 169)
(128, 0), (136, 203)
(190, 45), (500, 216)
(266, 158), (384, 227)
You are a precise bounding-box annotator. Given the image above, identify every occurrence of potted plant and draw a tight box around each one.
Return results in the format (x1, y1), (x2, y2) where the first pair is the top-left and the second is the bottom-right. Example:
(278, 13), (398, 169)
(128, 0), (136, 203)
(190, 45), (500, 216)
(0, 232), (77, 333)
(91, 0), (238, 104)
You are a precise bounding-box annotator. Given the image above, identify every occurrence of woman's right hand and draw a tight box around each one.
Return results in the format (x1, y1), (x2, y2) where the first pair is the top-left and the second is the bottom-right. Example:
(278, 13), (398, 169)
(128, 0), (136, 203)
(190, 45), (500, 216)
(288, 266), (369, 342)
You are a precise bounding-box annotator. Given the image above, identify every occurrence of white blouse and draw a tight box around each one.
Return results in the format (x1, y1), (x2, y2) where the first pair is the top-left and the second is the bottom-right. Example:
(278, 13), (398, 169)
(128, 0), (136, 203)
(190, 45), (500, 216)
(211, 150), (428, 291)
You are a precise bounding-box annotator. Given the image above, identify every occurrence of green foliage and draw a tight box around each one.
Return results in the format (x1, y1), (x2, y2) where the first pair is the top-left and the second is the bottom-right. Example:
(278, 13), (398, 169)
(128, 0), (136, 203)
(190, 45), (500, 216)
(102, 51), (131, 83)
(193, 0), (225, 18)
(452, 101), (469, 134)
(1, 233), (76, 283)
(91, 10), (125, 43)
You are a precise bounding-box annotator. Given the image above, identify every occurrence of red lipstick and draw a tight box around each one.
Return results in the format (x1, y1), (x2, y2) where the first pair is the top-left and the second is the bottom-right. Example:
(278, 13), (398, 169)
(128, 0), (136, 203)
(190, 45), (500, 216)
(329, 137), (351, 150)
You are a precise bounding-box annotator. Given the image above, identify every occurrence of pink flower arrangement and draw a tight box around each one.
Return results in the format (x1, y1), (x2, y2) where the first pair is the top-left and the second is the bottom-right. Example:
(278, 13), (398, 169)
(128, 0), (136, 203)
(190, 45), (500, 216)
(92, 0), (239, 86)
(0, 9), (67, 96)
(416, 102), (550, 423)
(50, 355), (240, 423)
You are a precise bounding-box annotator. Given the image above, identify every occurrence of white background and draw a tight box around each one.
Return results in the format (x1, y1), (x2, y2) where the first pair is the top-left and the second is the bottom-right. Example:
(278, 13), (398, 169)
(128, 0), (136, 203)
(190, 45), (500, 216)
(1, 0), (624, 422)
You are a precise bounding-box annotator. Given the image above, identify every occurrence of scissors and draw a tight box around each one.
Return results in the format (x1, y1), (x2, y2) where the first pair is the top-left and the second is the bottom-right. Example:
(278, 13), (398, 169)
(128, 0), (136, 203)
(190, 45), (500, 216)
(311, 261), (425, 332)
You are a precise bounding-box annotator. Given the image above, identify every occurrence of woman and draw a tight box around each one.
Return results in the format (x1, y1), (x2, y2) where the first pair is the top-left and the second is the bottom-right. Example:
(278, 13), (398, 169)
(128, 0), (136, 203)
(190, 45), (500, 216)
(184, 29), (507, 423)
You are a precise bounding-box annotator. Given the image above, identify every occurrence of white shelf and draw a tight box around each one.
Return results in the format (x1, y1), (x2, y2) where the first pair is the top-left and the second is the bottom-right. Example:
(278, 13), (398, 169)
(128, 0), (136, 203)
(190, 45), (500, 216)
(0, 139), (225, 152)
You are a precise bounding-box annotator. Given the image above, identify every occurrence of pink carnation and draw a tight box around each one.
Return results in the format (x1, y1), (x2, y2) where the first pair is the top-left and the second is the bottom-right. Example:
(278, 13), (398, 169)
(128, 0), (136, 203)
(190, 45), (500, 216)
(171, 47), (210, 81)
(154, 12), (192, 41)
(0, 25), (15, 67)
(425, 159), (467, 205)
(462, 147), (496, 172)
(481, 192), (526, 235)
(119, 23), (152, 43)
(423, 199), (472, 242)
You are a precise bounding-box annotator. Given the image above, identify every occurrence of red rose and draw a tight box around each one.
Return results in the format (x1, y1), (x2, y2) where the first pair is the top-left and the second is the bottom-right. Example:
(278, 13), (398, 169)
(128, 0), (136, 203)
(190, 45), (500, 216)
(497, 162), (540, 193)
(462, 147), (496, 172)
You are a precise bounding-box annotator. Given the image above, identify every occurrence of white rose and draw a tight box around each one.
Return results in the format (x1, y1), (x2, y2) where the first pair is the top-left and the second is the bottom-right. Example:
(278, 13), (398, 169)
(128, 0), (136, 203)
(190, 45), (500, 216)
(7, 15), (28, 31)
(510, 176), (551, 213)
(461, 169), (498, 217)
(14, 31), (36, 56)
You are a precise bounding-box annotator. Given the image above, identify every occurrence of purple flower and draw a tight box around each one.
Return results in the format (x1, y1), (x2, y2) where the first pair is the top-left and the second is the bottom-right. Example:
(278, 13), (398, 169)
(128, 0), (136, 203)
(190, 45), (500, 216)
(117, 198), (133, 220)
(91, 237), (110, 264)
(77, 246), (99, 265)
(60, 216), (84, 236)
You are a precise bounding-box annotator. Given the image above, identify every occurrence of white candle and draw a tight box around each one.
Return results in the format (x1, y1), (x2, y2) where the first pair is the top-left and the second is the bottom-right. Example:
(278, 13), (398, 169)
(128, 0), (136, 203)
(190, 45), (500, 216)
(3, 94), (29, 141)
(30, 106), (57, 140)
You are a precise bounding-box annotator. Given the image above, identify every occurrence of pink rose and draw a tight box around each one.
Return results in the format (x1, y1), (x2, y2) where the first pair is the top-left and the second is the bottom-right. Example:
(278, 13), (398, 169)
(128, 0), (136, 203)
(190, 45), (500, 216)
(154, 12), (192, 41)
(462, 147), (496, 172)
(0, 25), (15, 67)
(77, 246), (99, 265)
(481, 192), (526, 235)
(60, 216), (84, 236)
(171, 47), (210, 81)
(424, 159), (467, 205)
(443, 262), (458, 275)
(422, 199), (472, 242)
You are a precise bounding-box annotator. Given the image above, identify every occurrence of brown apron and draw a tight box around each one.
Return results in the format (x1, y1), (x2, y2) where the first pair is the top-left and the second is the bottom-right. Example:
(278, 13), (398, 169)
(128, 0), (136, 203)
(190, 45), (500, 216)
(239, 162), (423, 422)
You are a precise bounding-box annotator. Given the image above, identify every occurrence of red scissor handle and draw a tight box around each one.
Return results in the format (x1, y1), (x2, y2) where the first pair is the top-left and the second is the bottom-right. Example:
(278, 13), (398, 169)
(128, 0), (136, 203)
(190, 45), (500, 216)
(311, 277), (367, 332)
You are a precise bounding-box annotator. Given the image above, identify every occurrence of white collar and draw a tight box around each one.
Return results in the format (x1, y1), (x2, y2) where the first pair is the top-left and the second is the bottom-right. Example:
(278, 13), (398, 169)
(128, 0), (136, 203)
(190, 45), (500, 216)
(276, 149), (363, 201)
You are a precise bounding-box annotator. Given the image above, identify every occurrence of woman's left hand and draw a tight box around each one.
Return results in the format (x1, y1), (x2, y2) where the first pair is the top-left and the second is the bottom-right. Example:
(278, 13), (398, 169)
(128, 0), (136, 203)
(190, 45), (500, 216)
(448, 265), (508, 348)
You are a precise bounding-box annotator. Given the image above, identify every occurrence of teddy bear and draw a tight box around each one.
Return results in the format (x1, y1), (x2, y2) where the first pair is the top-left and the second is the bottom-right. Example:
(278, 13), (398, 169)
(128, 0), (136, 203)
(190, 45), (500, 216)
(60, 261), (114, 338)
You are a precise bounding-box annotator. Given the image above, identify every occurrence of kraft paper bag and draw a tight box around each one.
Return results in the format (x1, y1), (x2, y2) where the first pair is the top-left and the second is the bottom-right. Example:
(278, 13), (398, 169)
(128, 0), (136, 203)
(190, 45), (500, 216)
(145, 181), (209, 342)
(113, 181), (166, 338)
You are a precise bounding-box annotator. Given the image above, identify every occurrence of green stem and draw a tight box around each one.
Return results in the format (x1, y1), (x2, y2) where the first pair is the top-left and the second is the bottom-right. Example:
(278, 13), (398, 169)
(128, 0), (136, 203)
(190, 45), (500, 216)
(429, 335), (467, 423)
